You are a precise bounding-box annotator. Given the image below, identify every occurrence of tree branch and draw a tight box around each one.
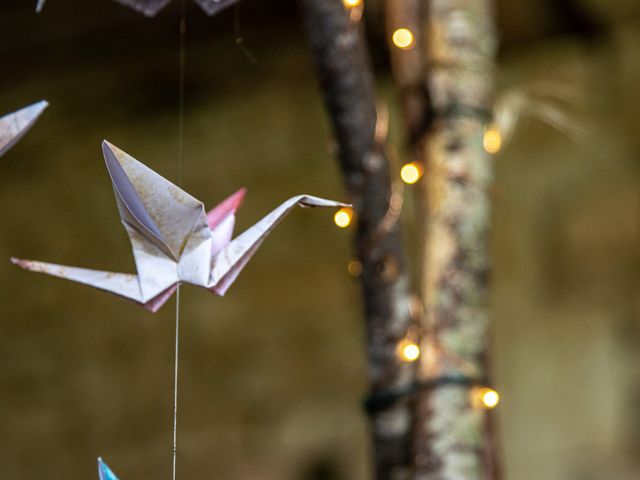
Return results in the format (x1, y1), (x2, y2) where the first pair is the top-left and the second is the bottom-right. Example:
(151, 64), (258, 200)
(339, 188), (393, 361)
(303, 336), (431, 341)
(298, 1), (415, 479)
(412, 0), (500, 479)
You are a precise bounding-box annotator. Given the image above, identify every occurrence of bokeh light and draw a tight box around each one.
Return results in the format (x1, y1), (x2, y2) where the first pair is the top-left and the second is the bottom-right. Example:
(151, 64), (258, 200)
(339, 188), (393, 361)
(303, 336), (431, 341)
(400, 161), (423, 184)
(483, 124), (502, 154)
(392, 28), (415, 50)
(473, 387), (500, 409)
(334, 207), (353, 228)
(397, 339), (421, 362)
(343, 0), (362, 8)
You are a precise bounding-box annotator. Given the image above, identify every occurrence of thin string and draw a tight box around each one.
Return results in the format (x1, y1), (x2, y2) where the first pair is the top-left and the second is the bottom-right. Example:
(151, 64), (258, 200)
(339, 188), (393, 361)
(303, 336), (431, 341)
(178, 0), (186, 185)
(173, 1), (186, 479)
(172, 285), (181, 480)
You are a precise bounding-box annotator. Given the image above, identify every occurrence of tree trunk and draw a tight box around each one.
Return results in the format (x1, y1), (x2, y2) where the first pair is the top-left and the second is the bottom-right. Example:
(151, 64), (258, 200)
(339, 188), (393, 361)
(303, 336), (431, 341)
(298, 1), (415, 479)
(413, 1), (499, 479)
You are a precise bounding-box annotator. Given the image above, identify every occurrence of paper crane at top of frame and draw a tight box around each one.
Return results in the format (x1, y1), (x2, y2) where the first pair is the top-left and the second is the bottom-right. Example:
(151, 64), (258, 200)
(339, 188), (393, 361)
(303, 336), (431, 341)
(36, 0), (240, 16)
(0, 101), (48, 158)
(11, 140), (349, 312)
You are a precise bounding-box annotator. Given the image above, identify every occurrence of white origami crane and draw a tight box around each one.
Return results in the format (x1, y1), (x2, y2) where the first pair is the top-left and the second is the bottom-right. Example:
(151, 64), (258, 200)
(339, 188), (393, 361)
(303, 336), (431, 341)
(11, 141), (347, 312)
(0, 101), (48, 158)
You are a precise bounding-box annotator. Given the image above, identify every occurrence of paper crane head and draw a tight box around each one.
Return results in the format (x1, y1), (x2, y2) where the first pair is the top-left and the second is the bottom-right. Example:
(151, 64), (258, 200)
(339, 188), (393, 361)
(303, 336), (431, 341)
(0, 101), (48, 158)
(12, 141), (348, 312)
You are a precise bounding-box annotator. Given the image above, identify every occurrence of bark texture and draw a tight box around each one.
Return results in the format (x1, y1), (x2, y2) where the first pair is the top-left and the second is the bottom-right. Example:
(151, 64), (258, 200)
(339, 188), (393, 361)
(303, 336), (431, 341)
(298, 1), (415, 479)
(385, 0), (429, 154)
(413, 1), (499, 479)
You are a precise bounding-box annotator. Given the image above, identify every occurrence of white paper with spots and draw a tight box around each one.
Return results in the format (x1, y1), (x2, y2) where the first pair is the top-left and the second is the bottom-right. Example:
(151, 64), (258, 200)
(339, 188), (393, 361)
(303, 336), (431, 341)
(12, 141), (348, 312)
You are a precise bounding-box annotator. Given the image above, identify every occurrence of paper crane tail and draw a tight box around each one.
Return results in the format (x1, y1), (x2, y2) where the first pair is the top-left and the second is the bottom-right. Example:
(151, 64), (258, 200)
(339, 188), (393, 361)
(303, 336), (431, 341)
(0, 100), (48, 158)
(10, 258), (144, 303)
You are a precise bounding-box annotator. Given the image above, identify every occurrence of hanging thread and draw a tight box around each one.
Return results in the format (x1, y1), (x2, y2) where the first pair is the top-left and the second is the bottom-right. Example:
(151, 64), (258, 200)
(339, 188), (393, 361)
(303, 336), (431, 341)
(173, 1), (186, 479)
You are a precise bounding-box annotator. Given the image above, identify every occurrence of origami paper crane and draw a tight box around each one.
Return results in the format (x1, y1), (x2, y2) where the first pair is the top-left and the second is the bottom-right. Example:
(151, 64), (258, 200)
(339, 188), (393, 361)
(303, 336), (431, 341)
(36, 0), (46, 13)
(98, 458), (118, 480)
(114, 0), (240, 17)
(0, 101), (48, 158)
(11, 141), (347, 312)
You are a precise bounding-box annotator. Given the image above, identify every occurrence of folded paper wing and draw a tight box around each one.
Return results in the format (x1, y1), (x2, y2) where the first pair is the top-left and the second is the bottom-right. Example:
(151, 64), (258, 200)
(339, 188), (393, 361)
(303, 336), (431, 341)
(0, 101), (48, 158)
(98, 458), (119, 480)
(207, 187), (246, 257)
(113, 0), (239, 16)
(8, 258), (180, 313)
(103, 140), (206, 260)
(10, 259), (143, 302)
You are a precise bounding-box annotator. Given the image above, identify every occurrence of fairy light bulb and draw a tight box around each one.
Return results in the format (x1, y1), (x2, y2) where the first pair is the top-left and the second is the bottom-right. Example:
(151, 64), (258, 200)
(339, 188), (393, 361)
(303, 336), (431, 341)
(334, 207), (353, 228)
(397, 339), (420, 362)
(347, 259), (363, 277)
(343, 0), (362, 8)
(392, 28), (415, 50)
(400, 161), (423, 184)
(483, 124), (502, 154)
(472, 387), (500, 409)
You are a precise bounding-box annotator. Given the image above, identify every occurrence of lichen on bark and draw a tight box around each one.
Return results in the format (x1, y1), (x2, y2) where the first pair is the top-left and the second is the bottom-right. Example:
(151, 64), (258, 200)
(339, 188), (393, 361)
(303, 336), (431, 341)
(414, 0), (499, 479)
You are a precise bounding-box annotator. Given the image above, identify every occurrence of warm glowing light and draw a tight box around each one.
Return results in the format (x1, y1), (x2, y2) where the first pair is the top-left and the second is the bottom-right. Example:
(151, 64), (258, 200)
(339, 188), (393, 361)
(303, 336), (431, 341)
(483, 124), (502, 154)
(343, 0), (362, 8)
(473, 387), (500, 409)
(334, 208), (353, 228)
(347, 259), (363, 277)
(400, 162), (423, 184)
(392, 28), (415, 50)
(397, 339), (420, 362)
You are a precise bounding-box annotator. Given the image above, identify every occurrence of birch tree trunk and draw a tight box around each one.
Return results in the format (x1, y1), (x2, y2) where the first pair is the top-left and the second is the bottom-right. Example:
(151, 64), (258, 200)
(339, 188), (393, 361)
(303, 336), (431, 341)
(413, 1), (499, 479)
(298, 1), (415, 479)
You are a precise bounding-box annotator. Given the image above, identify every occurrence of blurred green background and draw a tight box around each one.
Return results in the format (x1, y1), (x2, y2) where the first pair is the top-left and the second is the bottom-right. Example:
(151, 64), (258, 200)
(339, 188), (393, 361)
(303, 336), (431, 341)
(0, 1), (638, 479)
